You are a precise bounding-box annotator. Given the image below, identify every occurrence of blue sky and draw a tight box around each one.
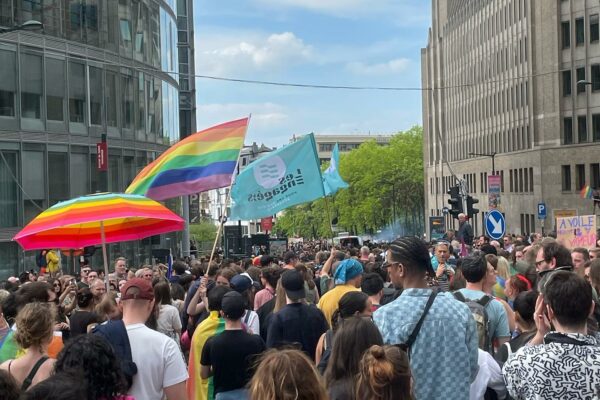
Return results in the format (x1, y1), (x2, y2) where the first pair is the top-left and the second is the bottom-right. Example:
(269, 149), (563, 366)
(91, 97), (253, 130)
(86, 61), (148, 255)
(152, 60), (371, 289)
(193, 0), (431, 147)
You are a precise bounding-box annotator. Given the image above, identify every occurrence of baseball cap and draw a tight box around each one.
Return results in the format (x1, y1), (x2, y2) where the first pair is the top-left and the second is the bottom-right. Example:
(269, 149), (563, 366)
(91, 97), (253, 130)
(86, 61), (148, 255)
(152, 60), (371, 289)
(230, 273), (253, 293)
(221, 291), (246, 320)
(281, 270), (306, 301)
(120, 278), (154, 301)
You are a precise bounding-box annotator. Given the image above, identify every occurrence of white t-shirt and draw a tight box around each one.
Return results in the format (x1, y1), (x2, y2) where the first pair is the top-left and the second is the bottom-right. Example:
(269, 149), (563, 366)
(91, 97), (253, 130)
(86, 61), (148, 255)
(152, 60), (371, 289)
(243, 310), (260, 335)
(470, 349), (507, 400)
(126, 323), (188, 400)
(157, 304), (182, 341)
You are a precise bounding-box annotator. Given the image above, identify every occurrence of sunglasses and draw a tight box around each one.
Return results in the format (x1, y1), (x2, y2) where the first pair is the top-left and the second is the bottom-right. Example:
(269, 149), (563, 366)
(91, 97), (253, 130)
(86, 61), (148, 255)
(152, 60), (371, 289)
(382, 261), (400, 270)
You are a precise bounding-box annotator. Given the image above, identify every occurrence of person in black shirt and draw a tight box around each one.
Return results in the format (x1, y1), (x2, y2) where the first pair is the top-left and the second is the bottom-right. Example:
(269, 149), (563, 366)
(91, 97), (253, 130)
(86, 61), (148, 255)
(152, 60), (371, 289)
(266, 270), (328, 361)
(200, 291), (265, 399)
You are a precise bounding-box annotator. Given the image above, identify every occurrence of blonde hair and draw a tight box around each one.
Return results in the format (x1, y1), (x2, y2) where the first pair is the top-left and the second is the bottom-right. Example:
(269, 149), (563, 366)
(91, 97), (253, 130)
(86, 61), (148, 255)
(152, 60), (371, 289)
(356, 345), (412, 400)
(249, 349), (328, 400)
(14, 302), (55, 350)
(273, 279), (287, 313)
(496, 256), (511, 280)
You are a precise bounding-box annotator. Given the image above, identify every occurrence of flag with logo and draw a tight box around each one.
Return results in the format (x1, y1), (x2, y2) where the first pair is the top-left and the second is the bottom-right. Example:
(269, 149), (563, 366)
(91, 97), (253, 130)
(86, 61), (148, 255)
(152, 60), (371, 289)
(230, 134), (324, 220)
(322, 143), (349, 196)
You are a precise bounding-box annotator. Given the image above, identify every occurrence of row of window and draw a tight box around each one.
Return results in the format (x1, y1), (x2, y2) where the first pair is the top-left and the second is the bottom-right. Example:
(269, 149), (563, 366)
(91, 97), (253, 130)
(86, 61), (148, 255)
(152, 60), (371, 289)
(318, 143), (361, 153)
(1, 0), (178, 79)
(0, 45), (179, 145)
(562, 65), (600, 97)
(561, 163), (600, 192)
(563, 115), (600, 144)
(0, 145), (162, 229)
(509, 167), (533, 193)
(561, 15), (600, 49)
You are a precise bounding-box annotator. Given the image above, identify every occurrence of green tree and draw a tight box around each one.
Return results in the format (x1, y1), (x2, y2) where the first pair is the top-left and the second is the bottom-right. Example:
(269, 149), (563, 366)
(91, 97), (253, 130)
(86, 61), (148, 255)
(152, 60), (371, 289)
(189, 219), (218, 243)
(275, 126), (425, 239)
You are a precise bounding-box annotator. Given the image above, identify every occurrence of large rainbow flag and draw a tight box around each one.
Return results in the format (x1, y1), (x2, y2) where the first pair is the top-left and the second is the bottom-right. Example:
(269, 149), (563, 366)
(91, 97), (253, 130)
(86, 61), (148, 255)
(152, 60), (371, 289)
(126, 118), (248, 200)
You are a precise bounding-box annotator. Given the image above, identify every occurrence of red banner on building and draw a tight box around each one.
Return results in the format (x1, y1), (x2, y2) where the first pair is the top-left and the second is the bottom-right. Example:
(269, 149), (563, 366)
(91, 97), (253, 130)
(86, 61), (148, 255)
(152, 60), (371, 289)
(97, 141), (108, 171)
(261, 216), (273, 232)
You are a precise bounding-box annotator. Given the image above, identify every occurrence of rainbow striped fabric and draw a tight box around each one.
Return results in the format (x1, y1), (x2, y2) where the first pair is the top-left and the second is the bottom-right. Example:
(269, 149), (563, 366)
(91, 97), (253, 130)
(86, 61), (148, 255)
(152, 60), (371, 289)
(581, 185), (593, 199)
(187, 311), (225, 400)
(13, 193), (184, 250)
(126, 118), (248, 200)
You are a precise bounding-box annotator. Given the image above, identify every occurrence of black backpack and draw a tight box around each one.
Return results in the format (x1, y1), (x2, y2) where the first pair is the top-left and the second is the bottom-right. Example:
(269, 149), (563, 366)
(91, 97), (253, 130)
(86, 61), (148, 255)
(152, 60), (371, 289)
(92, 320), (138, 389)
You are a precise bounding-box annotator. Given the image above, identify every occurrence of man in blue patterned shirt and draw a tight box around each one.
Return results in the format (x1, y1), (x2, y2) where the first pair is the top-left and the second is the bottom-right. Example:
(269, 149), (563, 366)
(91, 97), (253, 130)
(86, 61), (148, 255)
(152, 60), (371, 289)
(374, 236), (479, 400)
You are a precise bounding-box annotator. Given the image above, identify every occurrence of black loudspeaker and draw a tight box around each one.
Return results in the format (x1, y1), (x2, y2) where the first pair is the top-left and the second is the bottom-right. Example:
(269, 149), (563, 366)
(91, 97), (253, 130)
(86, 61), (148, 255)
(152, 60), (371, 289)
(224, 226), (243, 258)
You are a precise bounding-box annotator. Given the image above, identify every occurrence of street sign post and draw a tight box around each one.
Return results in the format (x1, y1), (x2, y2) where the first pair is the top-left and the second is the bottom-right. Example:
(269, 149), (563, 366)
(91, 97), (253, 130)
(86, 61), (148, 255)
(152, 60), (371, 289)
(485, 209), (505, 240)
(537, 203), (546, 220)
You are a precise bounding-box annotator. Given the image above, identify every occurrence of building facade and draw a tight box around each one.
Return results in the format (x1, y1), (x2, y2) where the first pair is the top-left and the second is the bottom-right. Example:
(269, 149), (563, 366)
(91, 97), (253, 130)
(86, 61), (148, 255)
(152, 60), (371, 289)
(423, 0), (600, 238)
(291, 134), (392, 164)
(176, 0), (195, 139)
(0, 0), (181, 278)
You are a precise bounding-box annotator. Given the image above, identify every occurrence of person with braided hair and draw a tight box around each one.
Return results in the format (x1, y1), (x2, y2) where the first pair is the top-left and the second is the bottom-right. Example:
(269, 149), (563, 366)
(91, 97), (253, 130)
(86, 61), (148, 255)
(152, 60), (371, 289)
(356, 345), (412, 400)
(373, 236), (478, 400)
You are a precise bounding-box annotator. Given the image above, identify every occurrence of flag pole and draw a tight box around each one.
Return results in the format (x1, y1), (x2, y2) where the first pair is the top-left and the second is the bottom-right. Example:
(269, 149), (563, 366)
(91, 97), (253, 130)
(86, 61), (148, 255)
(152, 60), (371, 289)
(208, 115), (252, 265)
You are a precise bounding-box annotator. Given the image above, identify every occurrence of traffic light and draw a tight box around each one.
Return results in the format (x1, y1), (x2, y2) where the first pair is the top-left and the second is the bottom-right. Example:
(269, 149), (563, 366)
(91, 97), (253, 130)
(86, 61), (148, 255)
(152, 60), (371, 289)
(466, 195), (479, 218)
(447, 185), (463, 219)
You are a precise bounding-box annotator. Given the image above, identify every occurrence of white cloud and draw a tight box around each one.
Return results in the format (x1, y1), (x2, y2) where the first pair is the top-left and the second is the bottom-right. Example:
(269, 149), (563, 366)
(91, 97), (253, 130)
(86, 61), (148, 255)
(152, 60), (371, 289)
(196, 31), (313, 76)
(196, 102), (288, 133)
(346, 58), (411, 76)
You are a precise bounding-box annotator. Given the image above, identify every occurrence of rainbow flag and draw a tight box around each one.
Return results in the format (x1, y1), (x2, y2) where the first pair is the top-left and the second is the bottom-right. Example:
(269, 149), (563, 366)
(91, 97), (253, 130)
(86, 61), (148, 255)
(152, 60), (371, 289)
(581, 185), (593, 199)
(126, 118), (248, 200)
(187, 311), (225, 400)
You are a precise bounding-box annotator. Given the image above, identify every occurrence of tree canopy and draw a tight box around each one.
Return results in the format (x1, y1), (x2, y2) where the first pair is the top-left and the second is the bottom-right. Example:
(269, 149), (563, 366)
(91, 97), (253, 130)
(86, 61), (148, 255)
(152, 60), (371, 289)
(273, 126), (425, 239)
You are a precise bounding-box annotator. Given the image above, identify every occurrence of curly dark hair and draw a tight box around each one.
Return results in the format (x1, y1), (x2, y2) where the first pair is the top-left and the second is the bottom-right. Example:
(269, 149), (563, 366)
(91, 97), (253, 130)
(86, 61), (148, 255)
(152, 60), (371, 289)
(55, 335), (127, 400)
(0, 370), (19, 400)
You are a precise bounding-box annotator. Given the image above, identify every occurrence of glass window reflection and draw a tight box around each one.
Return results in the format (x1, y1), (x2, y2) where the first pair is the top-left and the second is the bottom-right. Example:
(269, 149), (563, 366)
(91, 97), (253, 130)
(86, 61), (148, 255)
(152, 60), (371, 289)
(0, 151), (18, 228)
(89, 66), (103, 126)
(106, 70), (118, 129)
(20, 52), (43, 120)
(0, 48), (17, 117)
(46, 58), (65, 122)
(121, 70), (134, 132)
(68, 62), (86, 124)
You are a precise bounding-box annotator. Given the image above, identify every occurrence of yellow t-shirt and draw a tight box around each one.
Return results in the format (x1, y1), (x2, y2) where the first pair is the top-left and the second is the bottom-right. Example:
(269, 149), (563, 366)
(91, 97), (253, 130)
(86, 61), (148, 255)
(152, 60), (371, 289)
(317, 284), (360, 327)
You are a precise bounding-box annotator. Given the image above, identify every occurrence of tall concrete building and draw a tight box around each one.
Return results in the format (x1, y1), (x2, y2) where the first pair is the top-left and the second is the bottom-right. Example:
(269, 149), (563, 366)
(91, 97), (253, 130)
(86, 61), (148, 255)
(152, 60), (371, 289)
(0, 0), (181, 277)
(422, 0), (600, 238)
(176, 0), (195, 139)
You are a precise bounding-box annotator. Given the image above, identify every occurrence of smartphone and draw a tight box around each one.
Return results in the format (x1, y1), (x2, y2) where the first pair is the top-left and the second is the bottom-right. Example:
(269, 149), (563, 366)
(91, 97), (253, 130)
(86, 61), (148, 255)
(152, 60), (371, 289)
(70, 278), (76, 286)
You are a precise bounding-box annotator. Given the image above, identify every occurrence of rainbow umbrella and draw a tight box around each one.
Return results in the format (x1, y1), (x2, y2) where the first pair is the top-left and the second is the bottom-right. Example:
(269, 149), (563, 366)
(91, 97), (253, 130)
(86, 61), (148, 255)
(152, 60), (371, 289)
(14, 193), (184, 282)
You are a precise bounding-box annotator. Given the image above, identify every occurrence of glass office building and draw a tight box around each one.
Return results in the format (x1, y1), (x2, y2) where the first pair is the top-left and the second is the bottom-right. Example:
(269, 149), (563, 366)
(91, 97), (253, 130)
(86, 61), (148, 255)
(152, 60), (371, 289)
(0, 0), (182, 278)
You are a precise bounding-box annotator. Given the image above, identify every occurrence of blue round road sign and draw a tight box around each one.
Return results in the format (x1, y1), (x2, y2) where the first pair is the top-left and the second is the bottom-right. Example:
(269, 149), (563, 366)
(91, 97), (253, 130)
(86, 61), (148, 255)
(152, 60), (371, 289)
(485, 209), (505, 241)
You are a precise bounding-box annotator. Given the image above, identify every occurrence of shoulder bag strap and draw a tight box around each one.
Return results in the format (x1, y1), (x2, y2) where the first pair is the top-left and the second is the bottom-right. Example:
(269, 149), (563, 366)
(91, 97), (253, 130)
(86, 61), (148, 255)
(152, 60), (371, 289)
(405, 291), (437, 349)
(21, 356), (49, 391)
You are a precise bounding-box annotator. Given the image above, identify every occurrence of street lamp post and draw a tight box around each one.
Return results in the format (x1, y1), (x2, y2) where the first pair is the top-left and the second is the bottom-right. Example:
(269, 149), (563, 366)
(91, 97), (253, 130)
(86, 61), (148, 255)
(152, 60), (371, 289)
(469, 152), (496, 174)
(0, 20), (44, 34)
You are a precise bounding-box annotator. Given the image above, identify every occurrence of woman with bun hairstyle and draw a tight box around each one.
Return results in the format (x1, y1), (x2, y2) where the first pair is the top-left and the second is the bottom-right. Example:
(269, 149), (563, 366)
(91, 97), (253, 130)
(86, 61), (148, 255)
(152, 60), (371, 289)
(356, 345), (412, 400)
(0, 303), (55, 390)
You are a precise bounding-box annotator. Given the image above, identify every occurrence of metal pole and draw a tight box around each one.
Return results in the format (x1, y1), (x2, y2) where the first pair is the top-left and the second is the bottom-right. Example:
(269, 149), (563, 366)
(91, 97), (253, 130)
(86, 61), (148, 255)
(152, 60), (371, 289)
(182, 195), (190, 257)
(492, 153), (496, 175)
(100, 221), (110, 291)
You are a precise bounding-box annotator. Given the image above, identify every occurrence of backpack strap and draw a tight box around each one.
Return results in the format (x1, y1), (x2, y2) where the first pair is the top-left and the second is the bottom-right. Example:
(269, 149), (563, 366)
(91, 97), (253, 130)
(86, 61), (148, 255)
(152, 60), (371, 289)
(405, 291), (437, 349)
(21, 356), (49, 391)
(478, 295), (493, 307)
(452, 291), (467, 303)
(244, 310), (251, 325)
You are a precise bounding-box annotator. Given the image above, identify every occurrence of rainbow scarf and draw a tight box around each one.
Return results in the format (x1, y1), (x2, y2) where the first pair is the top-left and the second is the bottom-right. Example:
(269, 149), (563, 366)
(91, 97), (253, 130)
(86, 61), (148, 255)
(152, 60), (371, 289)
(126, 118), (248, 201)
(187, 311), (225, 400)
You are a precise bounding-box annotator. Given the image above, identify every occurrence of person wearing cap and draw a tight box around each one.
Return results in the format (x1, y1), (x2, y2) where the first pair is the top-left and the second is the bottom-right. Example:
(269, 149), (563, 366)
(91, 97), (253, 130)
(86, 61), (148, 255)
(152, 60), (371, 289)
(200, 292), (265, 400)
(230, 273), (260, 335)
(267, 270), (328, 361)
(117, 278), (187, 400)
(317, 259), (363, 326)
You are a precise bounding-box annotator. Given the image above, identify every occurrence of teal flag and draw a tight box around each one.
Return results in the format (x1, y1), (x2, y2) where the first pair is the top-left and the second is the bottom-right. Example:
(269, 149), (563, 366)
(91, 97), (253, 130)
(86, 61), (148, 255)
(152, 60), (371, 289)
(230, 134), (325, 220)
(322, 143), (349, 196)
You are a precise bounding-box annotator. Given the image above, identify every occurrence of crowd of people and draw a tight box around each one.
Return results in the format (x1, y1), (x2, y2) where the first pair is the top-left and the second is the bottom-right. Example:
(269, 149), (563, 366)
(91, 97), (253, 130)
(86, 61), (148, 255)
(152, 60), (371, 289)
(0, 228), (600, 399)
